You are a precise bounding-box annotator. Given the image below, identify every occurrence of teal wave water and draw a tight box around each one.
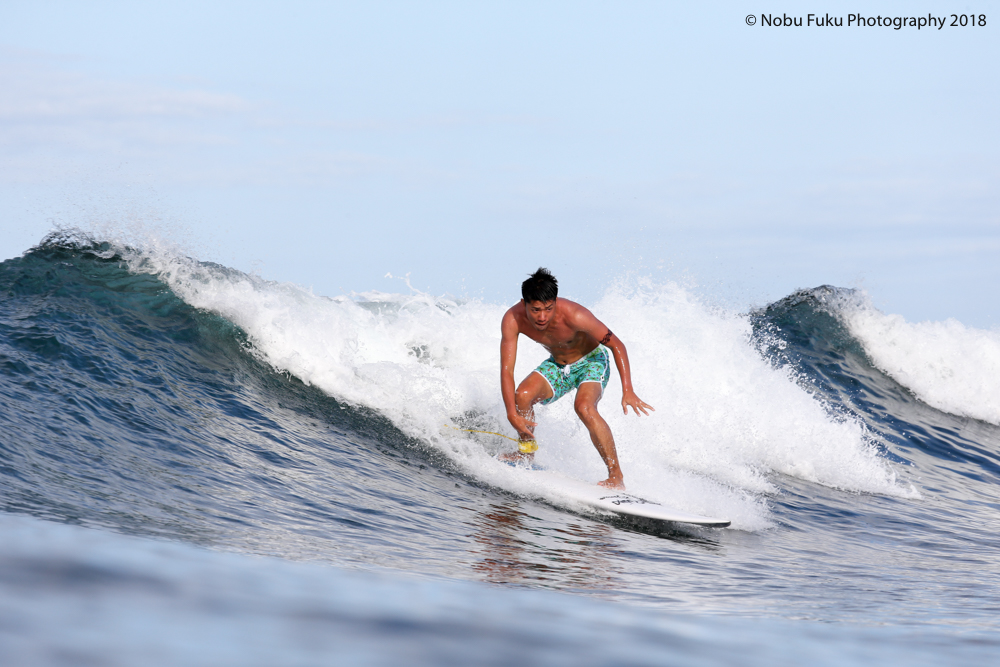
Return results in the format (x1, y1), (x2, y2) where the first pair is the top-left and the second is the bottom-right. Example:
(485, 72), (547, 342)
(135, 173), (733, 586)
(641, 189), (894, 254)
(2, 235), (999, 665)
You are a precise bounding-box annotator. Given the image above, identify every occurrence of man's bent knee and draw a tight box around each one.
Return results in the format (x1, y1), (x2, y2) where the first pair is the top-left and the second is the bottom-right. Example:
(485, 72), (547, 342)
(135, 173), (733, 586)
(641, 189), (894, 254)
(516, 387), (540, 409)
(574, 400), (600, 422)
(516, 379), (551, 408)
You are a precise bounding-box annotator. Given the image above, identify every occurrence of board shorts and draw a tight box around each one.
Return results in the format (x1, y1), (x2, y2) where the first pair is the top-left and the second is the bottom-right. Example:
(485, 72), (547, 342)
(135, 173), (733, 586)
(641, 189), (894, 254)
(534, 345), (611, 406)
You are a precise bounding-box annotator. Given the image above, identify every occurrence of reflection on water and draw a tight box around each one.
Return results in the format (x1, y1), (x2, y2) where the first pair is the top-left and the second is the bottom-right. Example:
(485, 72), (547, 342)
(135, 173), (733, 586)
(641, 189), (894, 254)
(464, 497), (730, 596)
(467, 501), (622, 590)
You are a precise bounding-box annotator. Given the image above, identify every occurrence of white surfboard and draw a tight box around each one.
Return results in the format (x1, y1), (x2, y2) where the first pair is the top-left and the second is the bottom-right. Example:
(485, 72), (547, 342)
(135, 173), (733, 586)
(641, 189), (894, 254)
(521, 468), (731, 528)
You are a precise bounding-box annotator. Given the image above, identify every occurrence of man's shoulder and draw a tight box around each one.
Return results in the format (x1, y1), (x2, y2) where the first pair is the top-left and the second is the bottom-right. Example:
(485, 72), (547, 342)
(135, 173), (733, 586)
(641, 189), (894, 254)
(501, 302), (524, 331)
(557, 297), (585, 311)
(503, 301), (524, 318)
(556, 298), (594, 322)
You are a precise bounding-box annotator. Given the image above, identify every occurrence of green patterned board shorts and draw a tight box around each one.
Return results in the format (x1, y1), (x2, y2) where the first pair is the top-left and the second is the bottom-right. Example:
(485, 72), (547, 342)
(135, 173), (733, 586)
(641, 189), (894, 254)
(534, 345), (611, 405)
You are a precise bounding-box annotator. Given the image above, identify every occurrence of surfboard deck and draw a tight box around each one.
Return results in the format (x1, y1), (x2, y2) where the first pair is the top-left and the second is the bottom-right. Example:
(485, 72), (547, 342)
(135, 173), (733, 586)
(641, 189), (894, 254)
(515, 467), (731, 529)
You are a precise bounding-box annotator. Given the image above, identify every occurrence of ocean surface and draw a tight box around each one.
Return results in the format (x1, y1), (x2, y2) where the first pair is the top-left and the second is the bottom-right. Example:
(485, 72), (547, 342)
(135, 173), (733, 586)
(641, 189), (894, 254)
(2, 232), (999, 666)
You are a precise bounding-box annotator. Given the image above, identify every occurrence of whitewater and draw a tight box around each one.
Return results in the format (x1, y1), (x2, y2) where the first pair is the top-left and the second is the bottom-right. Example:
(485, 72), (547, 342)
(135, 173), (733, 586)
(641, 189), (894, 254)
(2, 233), (999, 665)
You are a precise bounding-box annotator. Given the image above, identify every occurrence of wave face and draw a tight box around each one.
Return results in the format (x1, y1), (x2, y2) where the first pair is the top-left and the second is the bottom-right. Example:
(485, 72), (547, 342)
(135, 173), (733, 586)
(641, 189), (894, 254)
(3, 236), (1000, 651)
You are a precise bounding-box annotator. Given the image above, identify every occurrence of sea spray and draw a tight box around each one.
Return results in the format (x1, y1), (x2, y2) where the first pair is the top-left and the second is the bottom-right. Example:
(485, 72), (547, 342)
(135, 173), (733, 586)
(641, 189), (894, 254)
(590, 280), (910, 498)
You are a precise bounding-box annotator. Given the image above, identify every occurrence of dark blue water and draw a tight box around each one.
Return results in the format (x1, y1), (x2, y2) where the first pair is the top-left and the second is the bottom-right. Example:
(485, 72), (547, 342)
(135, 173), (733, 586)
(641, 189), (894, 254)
(2, 236), (999, 665)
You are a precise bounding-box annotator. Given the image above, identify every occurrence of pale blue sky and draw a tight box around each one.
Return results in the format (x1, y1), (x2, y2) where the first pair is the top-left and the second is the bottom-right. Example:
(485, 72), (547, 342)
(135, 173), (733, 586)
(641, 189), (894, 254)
(1, 1), (997, 324)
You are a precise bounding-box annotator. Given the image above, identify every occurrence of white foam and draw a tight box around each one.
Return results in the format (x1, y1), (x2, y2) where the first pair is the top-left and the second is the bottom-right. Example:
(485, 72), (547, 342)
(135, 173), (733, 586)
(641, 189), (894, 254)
(835, 293), (1000, 426)
(123, 247), (914, 531)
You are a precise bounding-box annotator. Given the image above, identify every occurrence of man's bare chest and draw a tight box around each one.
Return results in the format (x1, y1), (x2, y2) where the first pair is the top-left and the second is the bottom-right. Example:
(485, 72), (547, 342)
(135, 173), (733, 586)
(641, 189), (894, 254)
(521, 325), (586, 351)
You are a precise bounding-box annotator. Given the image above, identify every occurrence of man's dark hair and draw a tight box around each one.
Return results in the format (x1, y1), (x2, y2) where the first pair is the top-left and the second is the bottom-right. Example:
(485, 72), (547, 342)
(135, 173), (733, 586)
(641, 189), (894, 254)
(522, 267), (558, 303)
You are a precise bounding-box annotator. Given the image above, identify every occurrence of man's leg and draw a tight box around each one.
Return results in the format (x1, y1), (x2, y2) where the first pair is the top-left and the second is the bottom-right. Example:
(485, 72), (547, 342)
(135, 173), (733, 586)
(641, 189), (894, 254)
(515, 371), (552, 426)
(498, 372), (552, 462)
(574, 383), (624, 489)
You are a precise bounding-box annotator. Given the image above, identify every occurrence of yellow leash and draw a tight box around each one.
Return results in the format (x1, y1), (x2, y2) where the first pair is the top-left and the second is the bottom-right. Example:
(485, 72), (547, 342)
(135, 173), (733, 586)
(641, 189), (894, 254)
(444, 425), (539, 453)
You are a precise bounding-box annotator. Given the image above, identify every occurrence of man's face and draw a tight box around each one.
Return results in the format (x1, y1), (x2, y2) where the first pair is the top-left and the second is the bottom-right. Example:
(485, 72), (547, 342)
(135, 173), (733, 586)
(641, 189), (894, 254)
(524, 300), (556, 331)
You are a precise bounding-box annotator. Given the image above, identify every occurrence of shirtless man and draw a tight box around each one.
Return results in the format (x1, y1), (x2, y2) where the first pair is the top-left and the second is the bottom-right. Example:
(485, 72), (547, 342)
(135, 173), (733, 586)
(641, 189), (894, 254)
(500, 268), (653, 489)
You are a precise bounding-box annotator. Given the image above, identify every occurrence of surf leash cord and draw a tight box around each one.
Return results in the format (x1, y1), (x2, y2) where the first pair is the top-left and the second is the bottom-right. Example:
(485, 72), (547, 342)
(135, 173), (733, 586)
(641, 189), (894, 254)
(444, 425), (539, 453)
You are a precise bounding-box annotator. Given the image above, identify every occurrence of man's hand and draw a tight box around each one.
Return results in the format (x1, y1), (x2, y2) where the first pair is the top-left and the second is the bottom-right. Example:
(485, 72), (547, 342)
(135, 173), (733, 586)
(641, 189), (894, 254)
(508, 412), (537, 442)
(622, 389), (654, 416)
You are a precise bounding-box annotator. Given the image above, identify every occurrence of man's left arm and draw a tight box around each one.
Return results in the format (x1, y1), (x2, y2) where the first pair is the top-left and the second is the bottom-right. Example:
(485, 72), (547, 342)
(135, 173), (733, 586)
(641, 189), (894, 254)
(570, 306), (654, 416)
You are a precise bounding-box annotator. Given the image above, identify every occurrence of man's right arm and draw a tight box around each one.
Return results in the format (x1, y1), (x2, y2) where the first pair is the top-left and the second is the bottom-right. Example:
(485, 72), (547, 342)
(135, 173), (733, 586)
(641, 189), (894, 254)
(500, 309), (534, 440)
(500, 309), (520, 418)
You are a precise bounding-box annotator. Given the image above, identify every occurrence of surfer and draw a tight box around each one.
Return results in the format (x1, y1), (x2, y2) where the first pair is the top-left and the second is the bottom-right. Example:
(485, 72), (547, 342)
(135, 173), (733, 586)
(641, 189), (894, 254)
(500, 268), (654, 490)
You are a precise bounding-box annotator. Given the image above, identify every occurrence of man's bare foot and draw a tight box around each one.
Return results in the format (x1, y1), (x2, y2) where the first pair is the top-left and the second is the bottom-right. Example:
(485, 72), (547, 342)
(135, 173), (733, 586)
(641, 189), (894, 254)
(498, 451), (534, 464)
(597, 477), (625, 490)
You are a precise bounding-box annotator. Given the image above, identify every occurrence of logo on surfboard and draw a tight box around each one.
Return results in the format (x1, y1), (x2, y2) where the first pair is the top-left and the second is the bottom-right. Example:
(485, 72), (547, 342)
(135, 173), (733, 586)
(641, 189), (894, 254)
(599, 494), (654, 506)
